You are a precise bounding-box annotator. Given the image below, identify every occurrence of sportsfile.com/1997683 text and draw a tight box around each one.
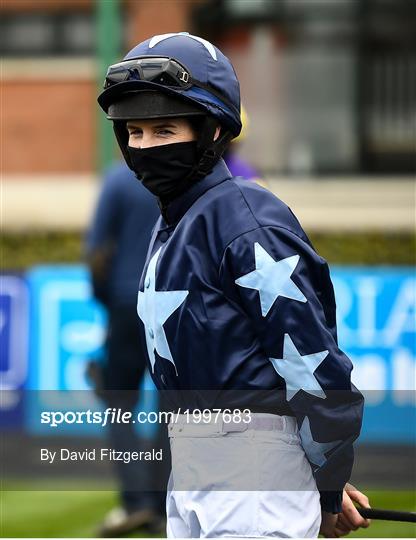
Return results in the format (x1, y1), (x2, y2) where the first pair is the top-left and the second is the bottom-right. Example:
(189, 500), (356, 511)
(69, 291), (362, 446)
(40, 408), (252, 428)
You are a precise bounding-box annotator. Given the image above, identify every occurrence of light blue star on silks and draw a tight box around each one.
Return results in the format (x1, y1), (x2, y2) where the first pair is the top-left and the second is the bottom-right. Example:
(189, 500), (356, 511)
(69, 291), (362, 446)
(235, 242), (306, 317)
(299, 416), (342, 467)
(137, 247), (188, 374)
(270, 334), (328, 401)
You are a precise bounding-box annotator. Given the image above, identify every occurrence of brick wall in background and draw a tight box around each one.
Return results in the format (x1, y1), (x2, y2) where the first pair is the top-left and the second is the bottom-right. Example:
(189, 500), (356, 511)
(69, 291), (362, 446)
(3, 79), (96, 173)
(127, 0), (203, 47)
(1, 0), (203, 174)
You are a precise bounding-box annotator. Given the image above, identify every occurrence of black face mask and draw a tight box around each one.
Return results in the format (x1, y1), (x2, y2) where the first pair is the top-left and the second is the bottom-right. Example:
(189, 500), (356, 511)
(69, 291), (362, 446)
(127, 141), (199, 202)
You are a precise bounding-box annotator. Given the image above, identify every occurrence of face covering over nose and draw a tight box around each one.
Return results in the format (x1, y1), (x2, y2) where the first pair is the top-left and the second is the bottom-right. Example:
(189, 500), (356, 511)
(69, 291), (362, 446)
(127, 141), (200, 201)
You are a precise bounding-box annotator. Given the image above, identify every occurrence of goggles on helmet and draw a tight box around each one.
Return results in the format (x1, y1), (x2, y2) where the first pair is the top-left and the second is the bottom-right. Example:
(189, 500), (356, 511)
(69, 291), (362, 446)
(103, 56), (238, 116)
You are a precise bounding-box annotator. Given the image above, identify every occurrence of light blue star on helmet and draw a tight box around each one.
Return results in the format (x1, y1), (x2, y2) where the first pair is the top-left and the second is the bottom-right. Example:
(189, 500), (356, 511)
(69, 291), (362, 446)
(269, 334), (328, 401)
(299, 416), (342, 468)
(149, 32), (218, 60)
(235, 242), (307, 317)
(137, 247), (189, 374)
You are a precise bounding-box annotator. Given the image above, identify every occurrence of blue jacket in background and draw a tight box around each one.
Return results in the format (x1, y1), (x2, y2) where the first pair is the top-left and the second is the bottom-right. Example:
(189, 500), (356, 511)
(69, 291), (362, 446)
(86, 162), (160, 307)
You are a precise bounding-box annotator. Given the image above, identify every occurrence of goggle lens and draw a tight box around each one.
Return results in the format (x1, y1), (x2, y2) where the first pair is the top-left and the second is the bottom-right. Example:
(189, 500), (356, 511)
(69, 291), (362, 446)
(104, 57), (191, 90)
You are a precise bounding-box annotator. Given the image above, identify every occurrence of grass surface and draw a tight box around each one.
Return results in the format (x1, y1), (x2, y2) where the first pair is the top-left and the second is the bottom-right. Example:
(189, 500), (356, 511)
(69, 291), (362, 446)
(1, 484), (415, 538)
(1, 488), (118, 538)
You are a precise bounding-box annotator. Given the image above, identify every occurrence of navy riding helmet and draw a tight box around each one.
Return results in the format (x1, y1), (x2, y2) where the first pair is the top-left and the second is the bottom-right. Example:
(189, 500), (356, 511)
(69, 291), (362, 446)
(98, 32), (242, 136)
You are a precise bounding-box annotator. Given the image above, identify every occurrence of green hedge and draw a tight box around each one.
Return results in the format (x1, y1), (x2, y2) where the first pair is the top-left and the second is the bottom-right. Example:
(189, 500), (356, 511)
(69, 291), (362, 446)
(2, 232), (84, 271)
(309, 232), (415, 266)
(1, 231), (415, 271)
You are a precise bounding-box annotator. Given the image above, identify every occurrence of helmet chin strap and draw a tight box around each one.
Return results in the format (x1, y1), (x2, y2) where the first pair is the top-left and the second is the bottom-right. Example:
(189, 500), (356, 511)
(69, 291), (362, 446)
(113, 120), (134, 169)
(190, 116), (233, 181)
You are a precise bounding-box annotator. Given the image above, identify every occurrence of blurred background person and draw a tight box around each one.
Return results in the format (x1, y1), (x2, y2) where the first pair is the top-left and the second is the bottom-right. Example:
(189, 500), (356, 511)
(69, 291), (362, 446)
(223, 105), (262, 184)
(85, 160), (166, 537)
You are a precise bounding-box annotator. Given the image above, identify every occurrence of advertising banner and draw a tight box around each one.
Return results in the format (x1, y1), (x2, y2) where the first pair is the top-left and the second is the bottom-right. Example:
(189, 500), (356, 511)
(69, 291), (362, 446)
(332, 267), (415, 443)
(25, 265), (157, 437)
(2, 265), (414, 443)
(0, 274), (29, 427)
(26, 266), (107, 435)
